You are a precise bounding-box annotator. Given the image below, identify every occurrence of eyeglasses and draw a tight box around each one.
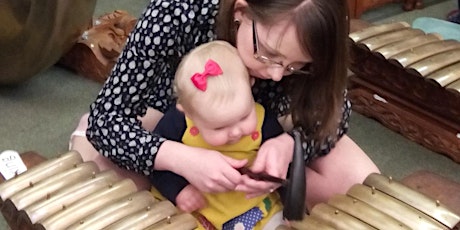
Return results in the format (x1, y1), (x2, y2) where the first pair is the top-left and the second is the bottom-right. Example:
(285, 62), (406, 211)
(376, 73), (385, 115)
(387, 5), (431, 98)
(252, 20), (311, 75)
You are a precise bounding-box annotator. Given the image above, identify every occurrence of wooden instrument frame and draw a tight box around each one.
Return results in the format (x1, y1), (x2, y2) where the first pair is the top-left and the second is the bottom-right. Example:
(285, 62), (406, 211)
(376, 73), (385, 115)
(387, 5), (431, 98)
(1, 151), (459, 230)
(20, 170), (121, 226)
(0, 151), (83, 203)
(66, 190), (159, 229)
(348, 24), (460, 163)
(0, 151), (198, 230)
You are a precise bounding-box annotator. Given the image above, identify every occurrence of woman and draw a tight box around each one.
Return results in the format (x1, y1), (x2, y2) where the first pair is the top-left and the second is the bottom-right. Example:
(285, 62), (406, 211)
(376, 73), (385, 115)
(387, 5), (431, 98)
(73, 0), (380, 211)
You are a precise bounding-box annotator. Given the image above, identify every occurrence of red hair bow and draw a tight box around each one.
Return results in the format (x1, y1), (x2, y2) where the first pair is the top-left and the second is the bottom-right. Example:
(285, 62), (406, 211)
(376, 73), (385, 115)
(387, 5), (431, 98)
(191, 59), (223, 91)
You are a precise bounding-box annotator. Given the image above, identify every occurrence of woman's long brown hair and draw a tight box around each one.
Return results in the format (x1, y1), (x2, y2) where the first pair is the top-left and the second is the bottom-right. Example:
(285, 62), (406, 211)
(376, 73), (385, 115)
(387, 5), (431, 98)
(216, 0), (350, 148)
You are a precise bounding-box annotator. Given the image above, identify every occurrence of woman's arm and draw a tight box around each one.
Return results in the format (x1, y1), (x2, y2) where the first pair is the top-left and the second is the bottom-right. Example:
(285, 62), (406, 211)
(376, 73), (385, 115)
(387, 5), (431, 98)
(156, 140), (248, 192)
(253, 79), (352, 162)
(244, 82), (353, 196)
(86, 0), (220, 176)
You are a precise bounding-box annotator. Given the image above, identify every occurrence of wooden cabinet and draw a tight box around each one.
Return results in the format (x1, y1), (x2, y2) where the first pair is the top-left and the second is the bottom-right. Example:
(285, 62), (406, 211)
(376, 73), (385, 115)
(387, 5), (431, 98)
(347, 0), (396, 19)
(347, 0), (424, 19)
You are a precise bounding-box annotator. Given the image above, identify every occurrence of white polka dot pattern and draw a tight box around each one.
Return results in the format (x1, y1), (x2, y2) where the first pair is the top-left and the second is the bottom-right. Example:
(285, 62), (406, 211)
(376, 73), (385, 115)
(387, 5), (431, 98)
(223, 207), (263, 230)
(86, 0), (352, 176)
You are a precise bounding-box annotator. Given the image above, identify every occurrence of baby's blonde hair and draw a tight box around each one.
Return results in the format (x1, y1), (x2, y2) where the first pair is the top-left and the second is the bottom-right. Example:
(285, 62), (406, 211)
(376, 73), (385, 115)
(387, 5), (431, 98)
(174, 41), (251, 114)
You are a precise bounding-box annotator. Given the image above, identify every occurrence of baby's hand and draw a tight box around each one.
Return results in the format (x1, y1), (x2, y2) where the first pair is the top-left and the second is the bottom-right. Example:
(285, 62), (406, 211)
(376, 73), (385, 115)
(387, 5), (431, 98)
(237, 133), (293, 198)
(176, 185), (207, 212)
(180, 148), (247, 193)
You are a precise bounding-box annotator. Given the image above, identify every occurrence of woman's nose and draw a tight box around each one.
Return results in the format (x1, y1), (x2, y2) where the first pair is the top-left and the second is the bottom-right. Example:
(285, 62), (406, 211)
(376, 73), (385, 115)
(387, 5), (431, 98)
(266, 67), (284, 82)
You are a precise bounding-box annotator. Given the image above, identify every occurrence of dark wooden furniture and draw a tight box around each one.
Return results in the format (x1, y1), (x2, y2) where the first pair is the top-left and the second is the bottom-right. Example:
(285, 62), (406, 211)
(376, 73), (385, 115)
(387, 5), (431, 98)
(348, 0), (424, 19)
(348, 22), (460, 163)
(348, 0), (395, 18)
(0, 0), (96, 85)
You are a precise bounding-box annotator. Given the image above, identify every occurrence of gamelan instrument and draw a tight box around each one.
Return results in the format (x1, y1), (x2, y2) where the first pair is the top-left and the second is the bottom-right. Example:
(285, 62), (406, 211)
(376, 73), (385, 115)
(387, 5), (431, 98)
(1, 150), (459, 230)
(0, 130), (307, 229)
(281, 173), (460, 230)
(347, 21), (460, 163)
(0, 151), (197, 230)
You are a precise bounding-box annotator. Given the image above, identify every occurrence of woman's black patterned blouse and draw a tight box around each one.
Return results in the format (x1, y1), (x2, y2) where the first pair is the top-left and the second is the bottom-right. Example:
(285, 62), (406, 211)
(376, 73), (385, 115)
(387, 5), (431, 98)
(86, 0), (352, 176)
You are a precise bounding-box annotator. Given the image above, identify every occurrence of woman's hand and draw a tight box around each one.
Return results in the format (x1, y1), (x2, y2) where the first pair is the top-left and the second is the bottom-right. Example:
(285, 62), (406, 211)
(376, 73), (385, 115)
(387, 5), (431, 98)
(155, 140), (248, 193)
(176, 185), (207, 212)
(236, 133), (294, 198)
